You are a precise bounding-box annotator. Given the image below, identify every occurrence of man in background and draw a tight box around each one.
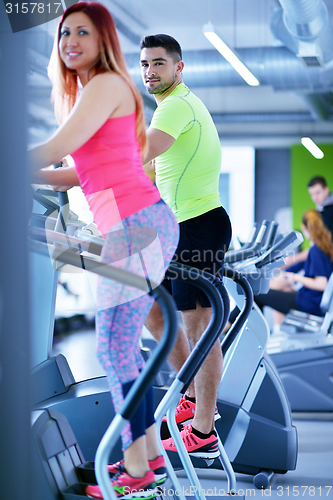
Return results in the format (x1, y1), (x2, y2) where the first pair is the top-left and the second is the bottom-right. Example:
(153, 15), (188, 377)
(307, 176), (333, 236)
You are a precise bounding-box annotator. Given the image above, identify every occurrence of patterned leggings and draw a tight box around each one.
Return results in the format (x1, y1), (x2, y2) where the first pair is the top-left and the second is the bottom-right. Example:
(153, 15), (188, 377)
(95, 200), (179, 450)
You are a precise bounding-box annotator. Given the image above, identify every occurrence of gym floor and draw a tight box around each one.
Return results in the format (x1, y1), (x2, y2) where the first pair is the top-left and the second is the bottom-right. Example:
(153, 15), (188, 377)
(53, 327), (333, 500)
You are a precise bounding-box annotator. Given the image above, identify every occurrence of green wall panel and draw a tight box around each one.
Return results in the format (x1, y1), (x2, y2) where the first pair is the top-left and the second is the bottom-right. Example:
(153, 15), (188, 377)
(291, 143), (333, 240)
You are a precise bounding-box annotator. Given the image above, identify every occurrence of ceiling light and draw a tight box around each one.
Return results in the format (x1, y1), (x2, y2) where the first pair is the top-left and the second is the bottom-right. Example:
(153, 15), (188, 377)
(301, 137), (324, 159)
(203, 22), (259, 87)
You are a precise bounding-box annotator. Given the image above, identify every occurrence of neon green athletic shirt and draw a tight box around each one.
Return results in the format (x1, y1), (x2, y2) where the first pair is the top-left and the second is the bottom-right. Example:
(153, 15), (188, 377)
(150, 83), (222, 223)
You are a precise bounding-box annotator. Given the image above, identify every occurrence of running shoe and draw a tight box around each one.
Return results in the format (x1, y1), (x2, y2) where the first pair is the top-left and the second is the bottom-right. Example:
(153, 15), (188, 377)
(107, 456), (167, 485)
(86, 469), (157, 499)
(162, 396), (221, 426)
(162, 424), (220, 459)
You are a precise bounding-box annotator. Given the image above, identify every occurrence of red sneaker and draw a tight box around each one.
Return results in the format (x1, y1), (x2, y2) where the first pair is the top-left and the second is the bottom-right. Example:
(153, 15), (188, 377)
(85, 469), (157, 499)
(107, 456), (167, 485)
(162, 396), (221, 426)
(162, 424), (220, 459)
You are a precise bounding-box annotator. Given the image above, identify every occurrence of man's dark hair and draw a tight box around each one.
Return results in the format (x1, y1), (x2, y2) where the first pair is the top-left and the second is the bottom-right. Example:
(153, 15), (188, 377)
(140, 34), (182, 62)
(307, 176), (327, 189)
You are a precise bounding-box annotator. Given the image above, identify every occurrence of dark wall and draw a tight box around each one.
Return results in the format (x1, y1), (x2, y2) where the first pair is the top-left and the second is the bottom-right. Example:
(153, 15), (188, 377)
(0, 7), (32, 499)
(255, 149), (290, 224)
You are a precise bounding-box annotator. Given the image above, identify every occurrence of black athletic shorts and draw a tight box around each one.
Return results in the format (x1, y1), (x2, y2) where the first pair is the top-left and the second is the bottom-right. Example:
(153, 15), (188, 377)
(162, 206), (232, 310)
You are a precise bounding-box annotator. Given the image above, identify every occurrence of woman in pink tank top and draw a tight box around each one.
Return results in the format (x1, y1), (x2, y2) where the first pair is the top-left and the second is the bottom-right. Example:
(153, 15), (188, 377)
(30, 3), (179, 499)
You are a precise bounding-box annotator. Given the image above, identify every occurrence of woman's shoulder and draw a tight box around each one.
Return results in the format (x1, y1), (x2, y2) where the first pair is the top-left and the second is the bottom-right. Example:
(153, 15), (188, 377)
(88, 71), (126, 89)
(86, 72), (133, 102)
(310, 244), (330, 260)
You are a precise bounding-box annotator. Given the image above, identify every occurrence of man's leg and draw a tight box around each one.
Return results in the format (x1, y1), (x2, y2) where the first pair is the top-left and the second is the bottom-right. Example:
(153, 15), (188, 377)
(145, 300), (196, 398)
(181, 302), (223, 434)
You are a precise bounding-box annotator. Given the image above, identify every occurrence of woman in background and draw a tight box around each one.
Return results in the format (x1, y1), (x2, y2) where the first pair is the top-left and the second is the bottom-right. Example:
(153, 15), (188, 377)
(255, 209), (333, 328)
(30, 3), (179, 499)
(225, 209), (333, 334)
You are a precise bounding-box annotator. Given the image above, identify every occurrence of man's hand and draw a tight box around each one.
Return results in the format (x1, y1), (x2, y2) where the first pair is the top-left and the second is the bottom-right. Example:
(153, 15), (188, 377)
(143, 160), (156, 183)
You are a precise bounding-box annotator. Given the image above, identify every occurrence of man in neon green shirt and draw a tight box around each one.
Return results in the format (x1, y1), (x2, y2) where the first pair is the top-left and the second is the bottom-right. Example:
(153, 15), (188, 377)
(141, 34), (232, 458)
(149, 81), (222, 223)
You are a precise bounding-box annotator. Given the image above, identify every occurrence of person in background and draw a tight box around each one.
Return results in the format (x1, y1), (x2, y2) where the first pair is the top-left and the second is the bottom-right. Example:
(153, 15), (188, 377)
(308, 176), (333, 236)
(29, 3), (179, 499)
(285, 175), (333, 267)
(139, 34), (232, 458)
(256, 209), (333, 328)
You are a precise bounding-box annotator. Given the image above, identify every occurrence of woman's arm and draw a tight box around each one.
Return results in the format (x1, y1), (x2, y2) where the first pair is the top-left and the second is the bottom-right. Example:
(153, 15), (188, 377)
(283, 248), (309, 268)
(29, 73), (125, 173)
(31, 164), (80, 187)
(285, 272), (327, 291)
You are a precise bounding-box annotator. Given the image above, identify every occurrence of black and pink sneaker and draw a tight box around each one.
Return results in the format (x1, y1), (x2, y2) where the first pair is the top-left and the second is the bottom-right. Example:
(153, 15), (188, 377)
(107, 456), (167, 485)
(86, 469), (157, 499)
(162, 424), (220, 459)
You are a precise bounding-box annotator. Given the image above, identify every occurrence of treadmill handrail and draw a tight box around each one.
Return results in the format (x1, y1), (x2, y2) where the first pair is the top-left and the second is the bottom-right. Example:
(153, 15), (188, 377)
(29, 225), (104, 256)
(320, 271), (333, 313)
(225, 220), (270, 264)
(242, 222), (259, 249)
(222, 266), (254, 356)
(237, 230), (303, 271)
(166, 262), (226, 392)
(53, 163), (70, 235)
(260, 221), (279, 253)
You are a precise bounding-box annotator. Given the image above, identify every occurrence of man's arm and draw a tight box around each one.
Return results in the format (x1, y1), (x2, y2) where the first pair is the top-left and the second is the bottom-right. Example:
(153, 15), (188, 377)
(143, 127), (175, 164)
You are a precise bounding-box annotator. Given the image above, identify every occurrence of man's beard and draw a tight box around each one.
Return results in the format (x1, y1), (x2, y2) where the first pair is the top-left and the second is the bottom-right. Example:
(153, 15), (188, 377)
(145, 79), (174, 95)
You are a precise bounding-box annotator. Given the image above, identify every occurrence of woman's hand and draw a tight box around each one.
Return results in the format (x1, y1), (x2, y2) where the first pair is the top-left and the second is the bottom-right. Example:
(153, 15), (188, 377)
(31, 159), (80, 188)
(51, 158), (76, 191)
(284, 272), (298, 285)
(285, 272), (327, 291)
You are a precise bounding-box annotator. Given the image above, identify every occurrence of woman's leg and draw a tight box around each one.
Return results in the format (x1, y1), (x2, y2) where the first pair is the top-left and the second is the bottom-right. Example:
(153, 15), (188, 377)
(96, 295), (154, 471)
(96, 201), (179, 477)
(255, 289), (298, 316)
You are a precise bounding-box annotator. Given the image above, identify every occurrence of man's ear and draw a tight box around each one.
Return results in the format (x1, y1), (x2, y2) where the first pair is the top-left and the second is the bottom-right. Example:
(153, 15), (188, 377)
(176, 60), (185, 75)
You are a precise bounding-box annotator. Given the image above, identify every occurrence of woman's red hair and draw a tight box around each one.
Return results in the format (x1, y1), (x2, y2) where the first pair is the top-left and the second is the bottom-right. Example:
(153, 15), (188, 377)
(48, 1), (147, 154)
(302, 209), (333, 261)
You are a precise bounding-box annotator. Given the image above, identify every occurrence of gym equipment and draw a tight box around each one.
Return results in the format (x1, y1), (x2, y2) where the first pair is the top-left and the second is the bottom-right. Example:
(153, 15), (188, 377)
(267, 271), (333, 412)
(238, 219), (333, 413)
(29, 230), (178, 499)
(151, 222), (301, 489)
(29, 189), (298, 494)
(29, 187), (245, 499)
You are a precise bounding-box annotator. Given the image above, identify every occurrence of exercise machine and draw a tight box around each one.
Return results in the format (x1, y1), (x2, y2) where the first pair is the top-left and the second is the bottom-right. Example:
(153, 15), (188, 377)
(146, 222), (302, 488)
(29, 186), (245, 499)
(226, 218), (333, 411)
(267, 271), (333, 412)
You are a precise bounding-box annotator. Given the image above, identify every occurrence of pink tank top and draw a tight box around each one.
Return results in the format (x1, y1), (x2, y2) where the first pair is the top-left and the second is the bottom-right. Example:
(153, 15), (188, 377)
(71, 112), (160, 235)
